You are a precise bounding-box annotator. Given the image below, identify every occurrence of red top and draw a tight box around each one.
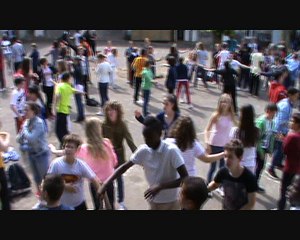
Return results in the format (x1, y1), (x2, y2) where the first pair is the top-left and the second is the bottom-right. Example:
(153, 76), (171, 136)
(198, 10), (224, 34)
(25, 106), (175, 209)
(283, 132), (300, 174)
(269, 81), (287, 103)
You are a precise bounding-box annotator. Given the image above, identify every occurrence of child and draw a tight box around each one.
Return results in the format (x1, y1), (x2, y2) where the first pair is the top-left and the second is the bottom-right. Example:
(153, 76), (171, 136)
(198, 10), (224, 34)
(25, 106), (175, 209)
(205, 94), (237, 184)
(99, 116), (188, 210)
(102, 101), (137, 210)
(34, 174), (74, 210)
(278, 112), (300, 210)
(208, 139), (258, 210)
(288, 174), (300, 210)
(0, 129), (10, 210)
(179, 176), (208, 210)
(52, 72), (85, 147)
(29, 43), (40, 74)
(107, 48), (118, 89)
(141, 60), (154, 116)
(255, 103), (278, 193)
(47, 134), (100, 210)
(10, 77), (26, 133)
(176, 57), (193, 109)
(268, 71), (287, 103)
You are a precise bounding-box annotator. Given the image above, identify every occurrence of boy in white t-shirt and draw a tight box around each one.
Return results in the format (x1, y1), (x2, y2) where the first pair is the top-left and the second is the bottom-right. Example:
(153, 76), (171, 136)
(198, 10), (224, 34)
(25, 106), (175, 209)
(98, 116), (188, 210)
(47, 134), (100, 210)
(10, 77), (26, 133)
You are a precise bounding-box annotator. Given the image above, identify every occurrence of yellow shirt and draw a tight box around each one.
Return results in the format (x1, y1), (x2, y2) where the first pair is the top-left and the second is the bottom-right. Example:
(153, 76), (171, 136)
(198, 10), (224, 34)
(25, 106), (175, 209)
(132, 57), (148, 78)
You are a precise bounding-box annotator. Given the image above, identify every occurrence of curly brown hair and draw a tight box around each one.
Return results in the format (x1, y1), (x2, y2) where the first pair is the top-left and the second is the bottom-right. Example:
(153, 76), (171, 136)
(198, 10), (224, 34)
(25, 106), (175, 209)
(169, 116), (196, 152)
(104, 101), (124, 125)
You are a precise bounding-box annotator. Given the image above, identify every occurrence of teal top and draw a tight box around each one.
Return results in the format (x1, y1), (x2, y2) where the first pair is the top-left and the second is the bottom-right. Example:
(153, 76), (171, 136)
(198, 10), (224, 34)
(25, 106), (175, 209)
(141, 68), (153, 90)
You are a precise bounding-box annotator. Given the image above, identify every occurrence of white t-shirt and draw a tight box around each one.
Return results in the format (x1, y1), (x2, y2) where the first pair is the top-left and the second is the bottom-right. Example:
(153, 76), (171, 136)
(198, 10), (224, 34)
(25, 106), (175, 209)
(130, 140), (184, 203)
(107, 53), (118, 68)
(197, 50), (208, 67)
(229, 127), (257, 168)
(10, 89), (26, 117)
(230, 59), (243, 72)
(42, 66), (54, 87)
(217, 50), (230, 69)
(96, 61), (113, 83)
(74, 32), (82, 47)
(165, 138), (205, 176)
(47, 157), (96, 208)
(251, 52), (264, 74)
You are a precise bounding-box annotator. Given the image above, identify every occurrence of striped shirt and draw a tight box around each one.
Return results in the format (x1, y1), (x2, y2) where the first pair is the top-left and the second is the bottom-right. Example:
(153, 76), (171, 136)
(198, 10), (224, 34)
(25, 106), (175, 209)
(132, 56), (148, 78)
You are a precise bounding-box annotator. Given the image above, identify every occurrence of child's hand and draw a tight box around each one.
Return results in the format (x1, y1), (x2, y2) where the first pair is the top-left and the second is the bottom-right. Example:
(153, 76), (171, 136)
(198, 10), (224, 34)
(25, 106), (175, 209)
(144, 184), (161, 200)
(134, 110), (142, 118)
(48, 144), (56, 153)
(206, 144), (212, 154)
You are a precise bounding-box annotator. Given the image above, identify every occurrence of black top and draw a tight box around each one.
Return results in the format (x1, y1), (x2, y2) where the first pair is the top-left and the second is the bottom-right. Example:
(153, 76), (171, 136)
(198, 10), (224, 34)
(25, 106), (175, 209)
(214, 167), (258, 210)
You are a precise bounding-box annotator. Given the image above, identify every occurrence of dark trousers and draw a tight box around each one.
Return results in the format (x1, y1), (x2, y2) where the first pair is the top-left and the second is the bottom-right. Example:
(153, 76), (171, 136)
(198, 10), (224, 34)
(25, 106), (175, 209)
(42, 86), (54, 117)
(207, 146), (225, 183)
(223, 85), (237, 113)
(82, 75), (89, 100)
(90, 182), (115, 210)
(75, 93), (85, 120)
(74, 201), (87, 210)
(0, 70), (5, 89)
(134, 77), (142, 102)
(0, 168), (10, 210)
(255, 150), (266, 183)
(249, 73), (260, 96)
(14, 61), (22, 72)
(143, 89), (150, 116)
(168, 88), (175, 94)
(278, 172), (295, 210)
(270, 139), (284, 171)
(98, 82), (109, 107)
(194, 65), (208, 88)
(55, 113), (69, 147)
(239, 68), (250, 89)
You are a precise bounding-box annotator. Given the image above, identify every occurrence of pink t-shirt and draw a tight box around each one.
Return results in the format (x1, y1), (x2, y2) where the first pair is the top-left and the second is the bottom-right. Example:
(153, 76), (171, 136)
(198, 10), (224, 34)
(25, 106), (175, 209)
(76, 139), (118, 182)
(209, 115), (233, 147)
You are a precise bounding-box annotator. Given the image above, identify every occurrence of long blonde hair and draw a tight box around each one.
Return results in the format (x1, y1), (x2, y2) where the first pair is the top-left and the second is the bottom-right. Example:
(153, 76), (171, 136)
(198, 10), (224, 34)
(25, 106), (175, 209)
(85, 117), (108, 160)
(215, 94), (237, 125)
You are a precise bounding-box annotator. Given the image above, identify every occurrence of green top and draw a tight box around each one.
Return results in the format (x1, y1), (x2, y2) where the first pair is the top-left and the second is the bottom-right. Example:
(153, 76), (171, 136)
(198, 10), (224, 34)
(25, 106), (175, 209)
(55, 82), (76, 114)
(141, 68), (153, 90)
(102, 121), (137, 165)
(255, 114), (275, 159)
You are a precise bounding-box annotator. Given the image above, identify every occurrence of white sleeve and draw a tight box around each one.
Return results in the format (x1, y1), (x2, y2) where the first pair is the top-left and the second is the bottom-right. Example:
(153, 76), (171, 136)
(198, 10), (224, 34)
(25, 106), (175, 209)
(194, 141), (205, 157)
(10, 91), (17, 106)
(171, 146), (185, 169)
(80, 160), (96, 180)
(130, 145), (146, 166)
(47, 161), (58, 174)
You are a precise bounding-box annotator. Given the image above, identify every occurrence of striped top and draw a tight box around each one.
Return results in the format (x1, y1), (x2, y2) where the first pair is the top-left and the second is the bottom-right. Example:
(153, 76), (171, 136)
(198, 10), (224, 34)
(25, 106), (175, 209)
(132, 56), (148, 77)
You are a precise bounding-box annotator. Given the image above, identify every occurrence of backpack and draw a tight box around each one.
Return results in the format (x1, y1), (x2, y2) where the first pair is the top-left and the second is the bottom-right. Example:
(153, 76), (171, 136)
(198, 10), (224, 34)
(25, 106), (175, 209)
(7, 163), (31, 191)
(86, 98), (100, 107)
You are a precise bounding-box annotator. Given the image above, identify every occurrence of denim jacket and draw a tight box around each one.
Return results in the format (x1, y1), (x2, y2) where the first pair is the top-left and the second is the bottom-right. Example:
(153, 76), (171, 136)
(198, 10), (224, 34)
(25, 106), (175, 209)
(17, 116), (49, 154)
(274, 98), (293, 135)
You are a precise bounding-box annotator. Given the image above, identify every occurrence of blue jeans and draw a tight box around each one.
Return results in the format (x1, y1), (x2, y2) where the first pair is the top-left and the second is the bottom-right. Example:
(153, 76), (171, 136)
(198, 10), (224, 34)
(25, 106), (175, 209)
(207, 146), (225, 183)
(143, 89), (150, 116)
(28, 150), (50, 186)
(270, 139), (284, 171)
(98, 82), (109, 107)
(75, 93), (84, 120)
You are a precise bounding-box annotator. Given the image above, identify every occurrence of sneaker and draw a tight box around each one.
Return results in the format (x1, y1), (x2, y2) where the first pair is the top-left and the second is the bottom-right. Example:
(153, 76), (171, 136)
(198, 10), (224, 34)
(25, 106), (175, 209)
(257, 186), (266, 193)
(188, 104), (194, 109)
(96, 111), (104, 116)
(179, 98), (184, 103)
(208, 192), (213, 198)
(270, 208), (278, 210)
(137, 100), (144, 105)
(266, 169), (280, 180)
(215, 187), (224, 197)
(118, 202), (127, 210)
(275, 164), (284, 171)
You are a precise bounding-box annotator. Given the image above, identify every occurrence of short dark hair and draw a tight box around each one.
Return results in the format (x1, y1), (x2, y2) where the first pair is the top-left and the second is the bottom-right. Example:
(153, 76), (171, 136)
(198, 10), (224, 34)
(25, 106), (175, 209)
(14, 77), (25, 86)
(224, 139), (244, 159)
(292, 112), (300, 125)
(143, 116), (162, 136)
(182, 177), (208, 209)
(42, 174), (65, 202)
(61, 72), (71, 82)
(265, 102), (278, 112)
(39, 57), (48, 65)
(287, 87), (299, 96)
(62, 134), (82, 148)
